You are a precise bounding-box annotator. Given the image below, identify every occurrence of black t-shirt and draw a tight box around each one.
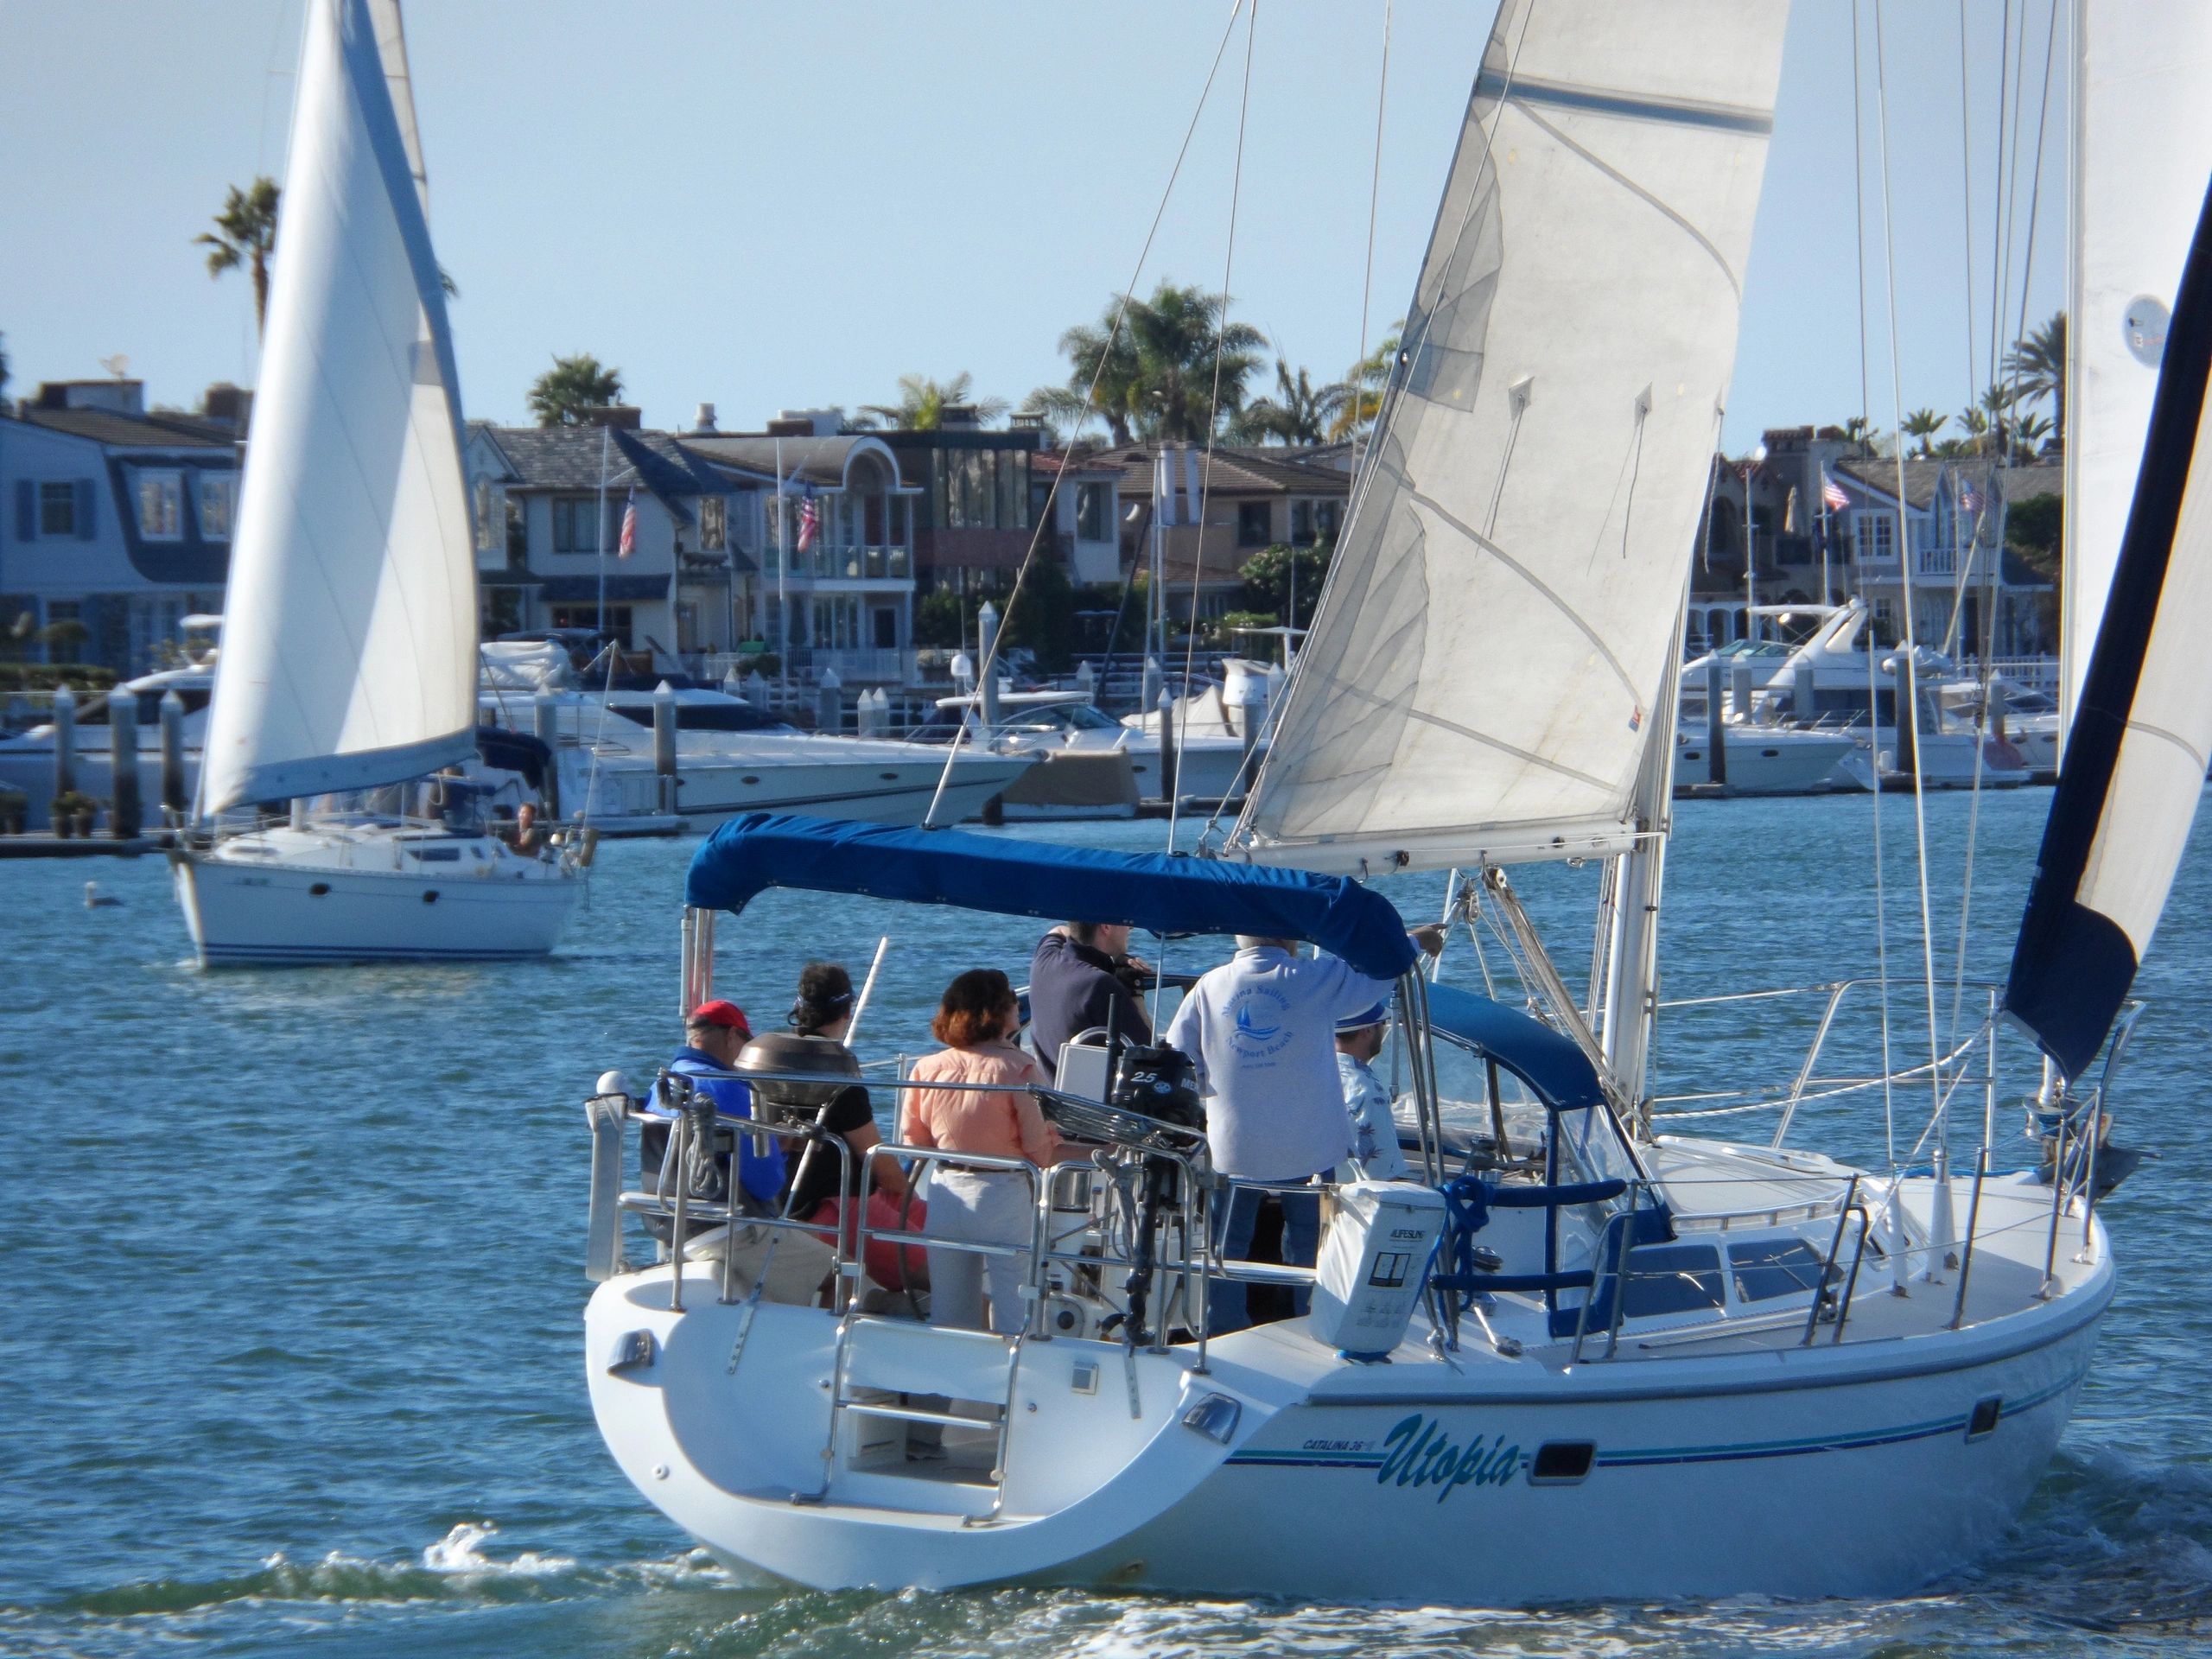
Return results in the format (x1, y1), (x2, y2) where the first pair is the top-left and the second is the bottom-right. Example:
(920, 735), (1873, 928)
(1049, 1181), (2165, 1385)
(782, 1083), (876, 1220)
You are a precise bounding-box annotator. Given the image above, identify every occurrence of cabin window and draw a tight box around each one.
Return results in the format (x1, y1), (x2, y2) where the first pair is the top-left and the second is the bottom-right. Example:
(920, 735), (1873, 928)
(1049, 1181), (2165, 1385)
(1621, 1245), (1725, 1317)
(137, 471), (185, 540)
(407, 844), (463, 862)
(1728, 1239), (1830, 1302)
(198, 473), (238, 541)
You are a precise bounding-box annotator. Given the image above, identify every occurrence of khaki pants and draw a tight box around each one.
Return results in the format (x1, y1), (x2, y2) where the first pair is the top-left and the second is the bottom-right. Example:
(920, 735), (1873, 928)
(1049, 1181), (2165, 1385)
(682, 1218), (837, 1306)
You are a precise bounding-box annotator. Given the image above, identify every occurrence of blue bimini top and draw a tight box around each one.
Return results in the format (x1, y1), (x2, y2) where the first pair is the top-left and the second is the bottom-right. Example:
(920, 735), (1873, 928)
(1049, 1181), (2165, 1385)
(684, 812), (1420, 982)
(1422, 981), (1606, 1112)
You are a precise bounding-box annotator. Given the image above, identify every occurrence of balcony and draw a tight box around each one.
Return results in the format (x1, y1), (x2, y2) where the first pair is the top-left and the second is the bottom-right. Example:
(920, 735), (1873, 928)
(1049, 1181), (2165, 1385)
(760, 543), (912, 582)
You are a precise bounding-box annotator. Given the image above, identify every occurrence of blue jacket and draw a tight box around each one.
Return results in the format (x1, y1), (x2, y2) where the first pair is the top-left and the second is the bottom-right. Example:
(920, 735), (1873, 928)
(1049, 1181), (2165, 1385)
(645, 1045), (786, 1205)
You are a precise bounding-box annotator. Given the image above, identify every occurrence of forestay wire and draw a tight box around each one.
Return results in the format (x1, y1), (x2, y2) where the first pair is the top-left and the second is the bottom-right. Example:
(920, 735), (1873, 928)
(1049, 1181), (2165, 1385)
(919, 0), (1252, 830)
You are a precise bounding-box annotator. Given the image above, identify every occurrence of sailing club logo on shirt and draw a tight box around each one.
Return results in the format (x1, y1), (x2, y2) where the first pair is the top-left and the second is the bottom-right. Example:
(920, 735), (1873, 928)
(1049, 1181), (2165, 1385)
(1378, 1414), (1527, 1503)
(1227, 987), (1294, 1060)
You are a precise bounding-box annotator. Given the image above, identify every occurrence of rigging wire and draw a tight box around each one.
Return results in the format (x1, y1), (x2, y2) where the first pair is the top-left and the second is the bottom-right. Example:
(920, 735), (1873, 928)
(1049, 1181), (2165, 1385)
(1946, 0), (2062, 1058)
(1849, 0), (1897, 1168)
(1193, 0), (1393, 858)
(1871, 0), (1955, 1140)
(1167, 0), (1259, 866)
(918, 0), (1251, 830)
(1223, 0), (1539, 854)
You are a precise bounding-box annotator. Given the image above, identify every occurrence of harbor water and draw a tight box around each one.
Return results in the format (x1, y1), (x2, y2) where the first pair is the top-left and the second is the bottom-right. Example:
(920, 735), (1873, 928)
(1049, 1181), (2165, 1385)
(3, 790), (2209, 1656)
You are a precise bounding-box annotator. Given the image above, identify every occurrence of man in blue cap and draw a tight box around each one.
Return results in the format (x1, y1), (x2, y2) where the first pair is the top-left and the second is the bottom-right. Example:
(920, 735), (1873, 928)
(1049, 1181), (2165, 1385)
(1334, 1002), (1410, 1184)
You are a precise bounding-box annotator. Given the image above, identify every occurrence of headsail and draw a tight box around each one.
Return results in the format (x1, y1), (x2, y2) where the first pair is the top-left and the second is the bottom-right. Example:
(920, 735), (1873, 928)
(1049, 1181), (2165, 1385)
(2061, 2), (2212, 751)
(1229, 0), (1786, 873)
(2005, 177), (2212, 1080)
(200, 0), (475, 813)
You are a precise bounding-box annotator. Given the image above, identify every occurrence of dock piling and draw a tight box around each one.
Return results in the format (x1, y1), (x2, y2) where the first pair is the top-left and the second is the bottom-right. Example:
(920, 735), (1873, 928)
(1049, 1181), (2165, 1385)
(159, 690), (188, 820)
(108, 687), (141, 840)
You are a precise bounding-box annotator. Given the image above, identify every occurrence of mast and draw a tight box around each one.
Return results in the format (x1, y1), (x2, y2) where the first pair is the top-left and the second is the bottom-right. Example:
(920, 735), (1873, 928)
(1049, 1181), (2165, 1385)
(1599, 588), (1688, 1122)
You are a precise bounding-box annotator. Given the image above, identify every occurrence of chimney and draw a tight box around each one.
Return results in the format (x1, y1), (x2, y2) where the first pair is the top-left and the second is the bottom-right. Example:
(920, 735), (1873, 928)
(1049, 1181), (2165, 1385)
(773, 407), (845, 437)
(939, 404), (981, 430)
(582, 404), (643, 430)
(690, 401), (718, 434)
(202, 383), (254, 430)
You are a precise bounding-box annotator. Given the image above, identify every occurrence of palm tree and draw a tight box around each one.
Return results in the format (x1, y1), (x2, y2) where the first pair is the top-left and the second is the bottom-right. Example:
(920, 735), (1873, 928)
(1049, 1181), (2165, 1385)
(1056, 282), (1266, 444)
(1900, 408), (1946, 457)
(1326, 328), (1402, 441)
(1840, 415), (1883, 456)
(196, 177), (282, 337)
(1235, 359), (1346, 445)
(2002, 310), (2068, 435)
(2012, 408), (2056, 455)
(1954, 403), (1993, 456)
(860, 372), (1008, 431)
(527, 353), (623, 426)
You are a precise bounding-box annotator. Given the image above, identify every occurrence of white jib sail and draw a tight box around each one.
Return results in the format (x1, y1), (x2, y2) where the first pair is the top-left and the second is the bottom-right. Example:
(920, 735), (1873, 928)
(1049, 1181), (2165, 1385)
(2061, 0), (2212, 752)
(1230, 0), (1787, 874)
(200, 0), (475, 814)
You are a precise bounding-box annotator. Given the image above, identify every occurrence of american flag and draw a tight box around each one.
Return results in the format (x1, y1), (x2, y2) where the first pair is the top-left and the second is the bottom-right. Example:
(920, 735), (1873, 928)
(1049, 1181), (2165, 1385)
(1959, 479), (1987, 514)
(1821, 473), (1850, 512)
(616, 488), (638, 557)
(797, 491), (819, 553)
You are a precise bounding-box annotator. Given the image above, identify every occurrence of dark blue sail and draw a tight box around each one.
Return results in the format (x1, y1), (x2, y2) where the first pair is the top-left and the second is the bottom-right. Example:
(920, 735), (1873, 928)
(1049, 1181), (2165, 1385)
(2005, 175), (2212, 1079)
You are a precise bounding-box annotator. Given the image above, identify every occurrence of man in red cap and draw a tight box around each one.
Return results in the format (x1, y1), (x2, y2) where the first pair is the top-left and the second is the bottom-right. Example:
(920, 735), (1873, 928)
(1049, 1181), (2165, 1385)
(644, 999), (836, 1304)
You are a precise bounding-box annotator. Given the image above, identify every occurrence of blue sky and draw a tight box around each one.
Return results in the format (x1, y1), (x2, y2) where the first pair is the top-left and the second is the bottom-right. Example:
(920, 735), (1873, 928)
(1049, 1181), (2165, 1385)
(1, 2), (2066, 454)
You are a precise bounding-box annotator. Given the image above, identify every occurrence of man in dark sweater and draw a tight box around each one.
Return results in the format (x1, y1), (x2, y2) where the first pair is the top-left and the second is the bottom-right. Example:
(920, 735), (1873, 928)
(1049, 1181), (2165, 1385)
(1028, 921), (1152, 1082)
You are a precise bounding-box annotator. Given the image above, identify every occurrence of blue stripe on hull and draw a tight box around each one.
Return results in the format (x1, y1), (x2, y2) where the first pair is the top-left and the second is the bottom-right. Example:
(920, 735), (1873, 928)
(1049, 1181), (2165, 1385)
(1224, 1369), (2083, 1473)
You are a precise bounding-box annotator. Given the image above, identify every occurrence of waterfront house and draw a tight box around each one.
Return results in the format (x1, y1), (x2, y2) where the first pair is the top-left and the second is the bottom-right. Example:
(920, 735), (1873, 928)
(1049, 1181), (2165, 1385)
(466, 410), (759, 667)
(869, 407), (1044, 597)
(682, 410), (921, 685)
(1031, 448), (1124, 587)
(0, 378), (244, 672)
(1075, 442), (1351, 624)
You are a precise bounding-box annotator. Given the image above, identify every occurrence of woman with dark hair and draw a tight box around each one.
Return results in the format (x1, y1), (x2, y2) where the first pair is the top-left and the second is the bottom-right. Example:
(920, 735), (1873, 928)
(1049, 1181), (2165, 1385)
(900, 968), (1061, 1333)
(785, 960), (924, 1292)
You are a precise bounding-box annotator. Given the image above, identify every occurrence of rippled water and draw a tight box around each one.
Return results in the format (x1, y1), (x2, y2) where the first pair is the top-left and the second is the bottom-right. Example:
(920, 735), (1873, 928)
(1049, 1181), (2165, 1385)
(3, 790), (2209, 1657)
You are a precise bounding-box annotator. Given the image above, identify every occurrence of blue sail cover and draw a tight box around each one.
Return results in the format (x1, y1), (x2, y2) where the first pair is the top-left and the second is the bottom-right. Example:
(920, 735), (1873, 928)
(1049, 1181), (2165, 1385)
(2005, 176), (2212, 1079)
(685, 813), (1421, 981)
(1424, 981), (1606, 1111)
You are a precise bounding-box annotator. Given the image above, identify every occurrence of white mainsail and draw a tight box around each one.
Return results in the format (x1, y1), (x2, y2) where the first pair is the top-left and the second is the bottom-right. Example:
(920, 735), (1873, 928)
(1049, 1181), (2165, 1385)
(1229, 0), (1786, 874)
(200, 0), (476, 813)
(2060, 0), (2212, 752)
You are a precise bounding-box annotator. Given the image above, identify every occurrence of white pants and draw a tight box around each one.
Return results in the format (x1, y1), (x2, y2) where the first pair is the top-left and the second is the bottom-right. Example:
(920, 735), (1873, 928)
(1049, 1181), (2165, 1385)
(924, 1167), (1034, 1335)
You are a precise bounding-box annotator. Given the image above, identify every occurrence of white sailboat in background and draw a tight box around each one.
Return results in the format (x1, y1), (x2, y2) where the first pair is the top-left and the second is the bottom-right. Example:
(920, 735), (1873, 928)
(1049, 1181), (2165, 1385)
(172, 0), (579, 965)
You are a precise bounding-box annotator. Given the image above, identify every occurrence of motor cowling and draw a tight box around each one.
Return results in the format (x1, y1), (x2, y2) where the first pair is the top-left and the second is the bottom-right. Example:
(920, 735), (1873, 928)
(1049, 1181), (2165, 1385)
(1109, 1043), (1204, 1129)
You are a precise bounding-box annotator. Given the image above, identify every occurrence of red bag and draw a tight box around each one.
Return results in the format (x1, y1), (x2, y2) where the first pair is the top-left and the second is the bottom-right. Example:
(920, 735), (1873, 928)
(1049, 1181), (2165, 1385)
(808, 1189), (928, 1290)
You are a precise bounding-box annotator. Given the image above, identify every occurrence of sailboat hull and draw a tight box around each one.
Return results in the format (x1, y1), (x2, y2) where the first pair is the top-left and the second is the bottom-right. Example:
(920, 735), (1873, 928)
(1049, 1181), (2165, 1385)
(172, 826), (579, 966)
(586, 1182), (2108, 1605)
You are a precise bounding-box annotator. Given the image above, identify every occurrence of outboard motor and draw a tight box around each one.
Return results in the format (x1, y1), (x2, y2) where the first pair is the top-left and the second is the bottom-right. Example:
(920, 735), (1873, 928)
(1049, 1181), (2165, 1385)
(1107, 1043), (1204, 1130)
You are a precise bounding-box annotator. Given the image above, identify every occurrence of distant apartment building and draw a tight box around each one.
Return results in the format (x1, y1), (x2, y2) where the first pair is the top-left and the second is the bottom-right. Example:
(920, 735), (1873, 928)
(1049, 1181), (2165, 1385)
(0, 378), (245, 672)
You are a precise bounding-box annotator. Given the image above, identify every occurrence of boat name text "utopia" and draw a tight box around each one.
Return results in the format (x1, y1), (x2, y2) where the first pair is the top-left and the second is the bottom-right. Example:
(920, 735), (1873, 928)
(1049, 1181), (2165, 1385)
(1378, 1414), (1527, 1503)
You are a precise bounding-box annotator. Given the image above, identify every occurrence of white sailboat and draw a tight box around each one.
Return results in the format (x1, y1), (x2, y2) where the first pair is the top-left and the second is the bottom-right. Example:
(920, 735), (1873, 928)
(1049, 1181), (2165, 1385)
(573, 0), (2212, 1604)
(172, 0), (579, 966)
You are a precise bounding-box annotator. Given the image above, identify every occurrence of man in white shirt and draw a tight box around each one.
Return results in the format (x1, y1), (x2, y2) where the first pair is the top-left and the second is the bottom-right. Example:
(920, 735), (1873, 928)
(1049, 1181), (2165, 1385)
(1334, 1002), (1411, 1185)
(1165, 926), (1443, 1333)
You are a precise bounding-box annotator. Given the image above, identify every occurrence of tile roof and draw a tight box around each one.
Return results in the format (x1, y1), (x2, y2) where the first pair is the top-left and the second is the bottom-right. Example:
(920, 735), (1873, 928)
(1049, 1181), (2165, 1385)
(12, 407), (238, 448)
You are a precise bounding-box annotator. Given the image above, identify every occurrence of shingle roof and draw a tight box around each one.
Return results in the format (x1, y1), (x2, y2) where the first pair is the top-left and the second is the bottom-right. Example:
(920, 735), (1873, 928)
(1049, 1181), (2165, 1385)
(476, 423), (730, 524)
(1833, 455), (2063, 510)
(1071, 442), (1351, 499)
(12, 408), (237, 448)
